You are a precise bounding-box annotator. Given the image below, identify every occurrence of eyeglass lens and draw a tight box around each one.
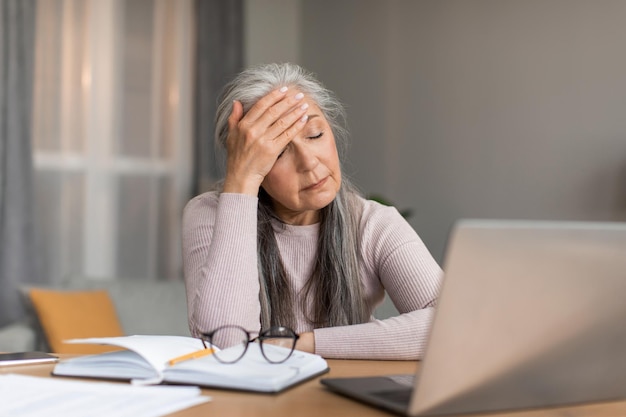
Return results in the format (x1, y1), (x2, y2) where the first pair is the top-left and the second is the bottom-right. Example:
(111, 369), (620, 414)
(206, 326), (297, 364)
(210, 327), (249, 363)
(259, 327), (297, 363)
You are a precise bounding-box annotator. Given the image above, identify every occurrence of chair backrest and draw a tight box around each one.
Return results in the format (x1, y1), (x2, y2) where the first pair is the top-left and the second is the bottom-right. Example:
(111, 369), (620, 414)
(21, 277), (190, 353)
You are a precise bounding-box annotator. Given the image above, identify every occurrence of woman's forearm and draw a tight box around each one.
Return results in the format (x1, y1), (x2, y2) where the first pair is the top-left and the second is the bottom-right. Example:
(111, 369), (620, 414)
(183, 193), (262, 344)
(313, 308), (436, 360)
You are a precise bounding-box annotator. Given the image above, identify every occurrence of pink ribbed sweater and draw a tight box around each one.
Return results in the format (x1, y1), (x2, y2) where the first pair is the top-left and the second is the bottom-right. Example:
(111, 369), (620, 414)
(182, 192), (442, 360)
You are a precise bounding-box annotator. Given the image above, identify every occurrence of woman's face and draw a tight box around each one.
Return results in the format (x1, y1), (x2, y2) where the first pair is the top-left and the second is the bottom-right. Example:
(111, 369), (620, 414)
(261, 99), (341, 225)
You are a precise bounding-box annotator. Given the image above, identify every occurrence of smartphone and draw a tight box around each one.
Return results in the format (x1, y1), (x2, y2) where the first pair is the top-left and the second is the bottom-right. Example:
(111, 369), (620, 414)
(0, 351), (59, 367)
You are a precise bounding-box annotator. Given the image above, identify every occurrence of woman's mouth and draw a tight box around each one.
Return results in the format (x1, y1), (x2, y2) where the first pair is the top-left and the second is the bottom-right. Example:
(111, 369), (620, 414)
(303, 177), (328, 191)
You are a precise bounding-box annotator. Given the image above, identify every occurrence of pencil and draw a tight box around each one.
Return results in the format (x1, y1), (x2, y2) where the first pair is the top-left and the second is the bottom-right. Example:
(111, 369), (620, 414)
(168, 348), (215, 366)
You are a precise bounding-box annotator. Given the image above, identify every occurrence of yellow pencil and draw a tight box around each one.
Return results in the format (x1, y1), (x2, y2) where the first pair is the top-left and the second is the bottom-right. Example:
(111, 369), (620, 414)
(168, 348), (215, 366)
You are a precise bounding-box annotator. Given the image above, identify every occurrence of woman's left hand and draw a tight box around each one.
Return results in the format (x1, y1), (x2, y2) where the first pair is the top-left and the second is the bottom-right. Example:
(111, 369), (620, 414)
(294, 331), (315, 354)
(262, 331), (315, 354)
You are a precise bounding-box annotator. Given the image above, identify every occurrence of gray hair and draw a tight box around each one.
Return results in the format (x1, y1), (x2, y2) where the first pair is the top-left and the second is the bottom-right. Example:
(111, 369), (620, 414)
(214, 63), (368, 329)
(215, 62), (349, 166)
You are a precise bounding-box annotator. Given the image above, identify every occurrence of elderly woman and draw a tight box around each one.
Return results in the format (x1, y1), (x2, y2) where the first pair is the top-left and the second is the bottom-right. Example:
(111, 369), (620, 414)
(182, 63), (441, 360)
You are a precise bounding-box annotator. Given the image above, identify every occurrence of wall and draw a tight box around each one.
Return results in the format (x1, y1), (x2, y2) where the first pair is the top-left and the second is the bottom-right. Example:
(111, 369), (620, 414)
(245, 0), (626, 318)
(300, 0), (626, 262)
(244, 0), (301, 66)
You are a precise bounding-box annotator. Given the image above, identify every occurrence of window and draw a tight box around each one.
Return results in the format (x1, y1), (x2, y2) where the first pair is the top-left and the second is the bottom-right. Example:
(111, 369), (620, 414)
(32, 0), (193, 283)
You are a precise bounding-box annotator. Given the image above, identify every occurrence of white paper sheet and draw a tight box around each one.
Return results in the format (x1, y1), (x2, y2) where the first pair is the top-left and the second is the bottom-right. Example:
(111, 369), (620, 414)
(0, 374), (210, 417)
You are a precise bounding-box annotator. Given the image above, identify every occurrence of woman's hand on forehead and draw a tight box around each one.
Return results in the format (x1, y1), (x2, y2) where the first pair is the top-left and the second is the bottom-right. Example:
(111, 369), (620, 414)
(222, 87), (309, 196)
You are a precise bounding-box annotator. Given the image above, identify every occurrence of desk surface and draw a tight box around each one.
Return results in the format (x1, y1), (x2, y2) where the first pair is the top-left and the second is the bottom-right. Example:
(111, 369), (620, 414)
(4, 358), (626, 416)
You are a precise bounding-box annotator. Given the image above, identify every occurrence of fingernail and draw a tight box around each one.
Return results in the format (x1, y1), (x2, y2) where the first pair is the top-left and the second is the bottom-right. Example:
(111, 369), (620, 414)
(295, 92), (304, 100)
(279, 86), (288, 93)
(300, 103), (309, 110)
(300, 115), (309, 123)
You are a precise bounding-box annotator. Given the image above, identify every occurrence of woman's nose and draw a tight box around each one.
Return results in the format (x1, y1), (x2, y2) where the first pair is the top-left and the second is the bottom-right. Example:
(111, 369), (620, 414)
(293, 143), (319, 172)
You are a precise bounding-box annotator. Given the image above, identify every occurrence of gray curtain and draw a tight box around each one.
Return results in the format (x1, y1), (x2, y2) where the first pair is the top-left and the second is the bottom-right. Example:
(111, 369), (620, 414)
(192, 0), (244, 194)
(0, 0), (40, 327)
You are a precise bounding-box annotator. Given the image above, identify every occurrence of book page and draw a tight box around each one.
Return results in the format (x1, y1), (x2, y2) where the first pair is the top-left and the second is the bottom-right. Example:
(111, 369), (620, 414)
(165, 343), (328, 392)
(64, 335), (207, 373)
(0, 374), (210, 417)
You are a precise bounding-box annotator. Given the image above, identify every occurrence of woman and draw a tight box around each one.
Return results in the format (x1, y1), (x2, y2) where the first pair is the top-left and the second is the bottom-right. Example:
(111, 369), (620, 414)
(182, 63), (442, 360)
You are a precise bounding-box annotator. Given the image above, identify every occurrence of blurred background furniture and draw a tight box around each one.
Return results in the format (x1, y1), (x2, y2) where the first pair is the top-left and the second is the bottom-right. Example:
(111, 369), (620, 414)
(0, 277), (189, 353)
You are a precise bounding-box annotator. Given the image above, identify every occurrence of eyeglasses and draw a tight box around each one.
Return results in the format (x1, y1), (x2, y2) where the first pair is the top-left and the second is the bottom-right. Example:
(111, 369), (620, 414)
(200, 325), (300, 364)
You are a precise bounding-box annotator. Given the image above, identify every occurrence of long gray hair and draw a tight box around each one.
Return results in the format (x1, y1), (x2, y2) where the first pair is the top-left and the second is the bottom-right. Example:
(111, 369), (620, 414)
(214, 63), (369, 329)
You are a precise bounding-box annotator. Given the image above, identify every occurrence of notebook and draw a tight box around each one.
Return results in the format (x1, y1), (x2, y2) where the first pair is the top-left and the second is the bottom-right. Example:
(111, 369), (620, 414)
(53, 335), (328, 393)
(321, 219), (626, 416)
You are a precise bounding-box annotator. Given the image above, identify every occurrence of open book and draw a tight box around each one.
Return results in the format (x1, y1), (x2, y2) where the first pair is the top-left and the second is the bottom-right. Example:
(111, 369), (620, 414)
(52, 335), (329, 393)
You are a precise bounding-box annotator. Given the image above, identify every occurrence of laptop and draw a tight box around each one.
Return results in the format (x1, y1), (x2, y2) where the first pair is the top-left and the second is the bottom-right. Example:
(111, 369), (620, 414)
(321, 219), (626, 416)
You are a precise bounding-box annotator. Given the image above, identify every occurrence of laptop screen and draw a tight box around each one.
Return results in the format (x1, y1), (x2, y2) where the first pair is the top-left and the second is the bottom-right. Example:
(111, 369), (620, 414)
(411, 220), (626, 416)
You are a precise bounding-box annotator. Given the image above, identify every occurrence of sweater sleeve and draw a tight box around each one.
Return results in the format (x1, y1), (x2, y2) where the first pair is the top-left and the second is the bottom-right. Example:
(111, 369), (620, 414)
(181, 192), (261, 347)
(313, 203), (443, 360)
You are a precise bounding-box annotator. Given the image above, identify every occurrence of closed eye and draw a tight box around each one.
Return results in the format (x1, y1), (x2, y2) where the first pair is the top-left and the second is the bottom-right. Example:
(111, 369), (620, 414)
(307, 132), (324, 139)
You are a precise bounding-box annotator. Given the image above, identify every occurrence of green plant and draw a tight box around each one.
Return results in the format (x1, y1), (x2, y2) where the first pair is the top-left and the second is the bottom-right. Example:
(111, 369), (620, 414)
(367, 194), (413, 219)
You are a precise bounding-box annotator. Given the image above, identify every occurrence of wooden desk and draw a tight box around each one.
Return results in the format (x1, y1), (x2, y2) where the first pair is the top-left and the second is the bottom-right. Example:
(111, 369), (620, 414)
(4, 358), (626, 416)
